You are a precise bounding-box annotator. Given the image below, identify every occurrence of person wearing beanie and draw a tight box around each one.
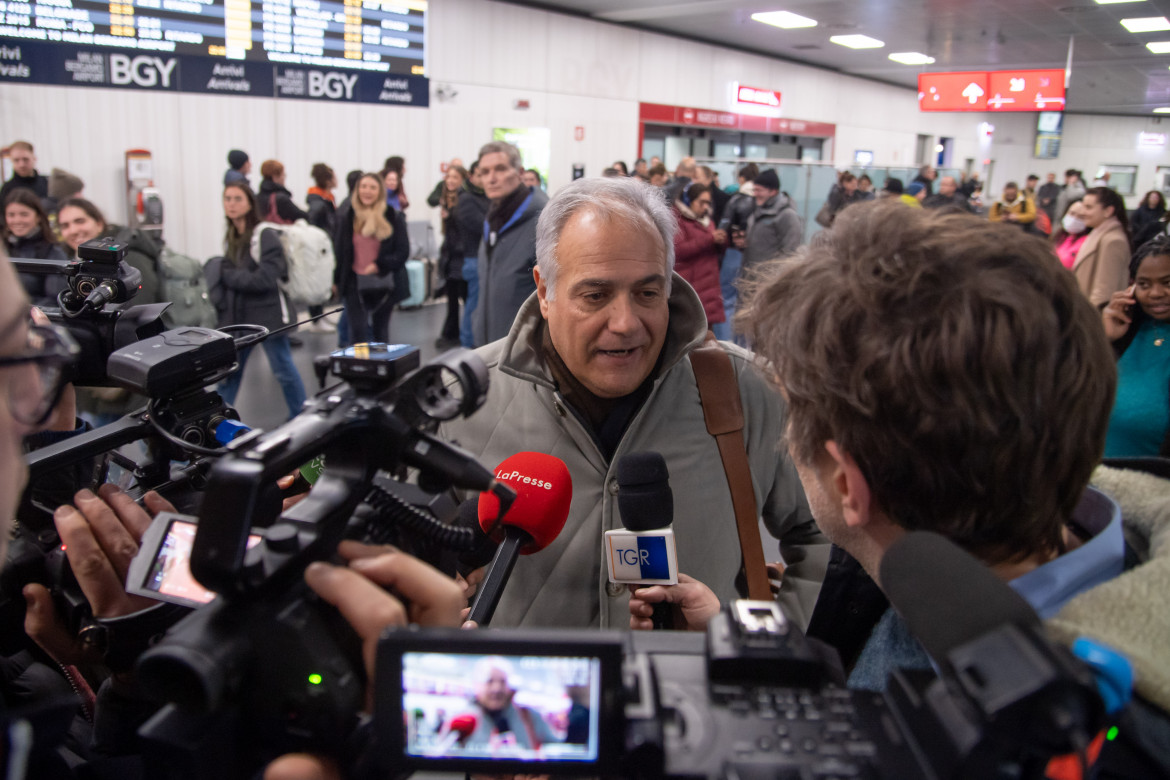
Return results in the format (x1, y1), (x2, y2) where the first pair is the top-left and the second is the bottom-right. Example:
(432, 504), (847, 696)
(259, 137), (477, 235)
(735, 167), (803, 272)
(881, 177), (904, 197)
(900, 181), (926, 209)
(47, 167), (83, 204)
(224, 149), (251, 187)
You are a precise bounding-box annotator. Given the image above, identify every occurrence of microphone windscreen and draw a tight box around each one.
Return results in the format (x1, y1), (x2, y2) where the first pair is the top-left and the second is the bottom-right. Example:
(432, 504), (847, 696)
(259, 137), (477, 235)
(449, 713), (477, 739)
(616, 452), (672, 531)
(478, 452), (572, 554)
(879, 531), (1041, 665)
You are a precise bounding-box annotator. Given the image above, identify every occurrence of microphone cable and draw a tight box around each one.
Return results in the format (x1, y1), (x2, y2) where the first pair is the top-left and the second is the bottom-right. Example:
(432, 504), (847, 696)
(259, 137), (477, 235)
(361, 482), (477, 551)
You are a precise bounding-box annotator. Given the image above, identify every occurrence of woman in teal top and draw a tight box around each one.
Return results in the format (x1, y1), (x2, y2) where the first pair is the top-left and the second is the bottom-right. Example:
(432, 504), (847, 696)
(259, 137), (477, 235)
(1103, 235), (1170, 457)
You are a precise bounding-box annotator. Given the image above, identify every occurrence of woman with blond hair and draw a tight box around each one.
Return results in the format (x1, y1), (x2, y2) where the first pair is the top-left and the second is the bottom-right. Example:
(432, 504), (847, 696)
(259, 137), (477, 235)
(333, 172), (409, 343)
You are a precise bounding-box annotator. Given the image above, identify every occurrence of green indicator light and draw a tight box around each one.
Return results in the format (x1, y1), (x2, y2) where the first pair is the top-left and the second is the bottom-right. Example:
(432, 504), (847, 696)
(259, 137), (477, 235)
(308, 673), (323, 685)
(1107, 726), (1119, 741)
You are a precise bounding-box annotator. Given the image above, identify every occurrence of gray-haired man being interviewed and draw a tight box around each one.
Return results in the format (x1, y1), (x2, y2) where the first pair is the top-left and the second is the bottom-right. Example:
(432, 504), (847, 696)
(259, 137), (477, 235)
(442, 176), (827, 630)
(472, 141), (549, 346)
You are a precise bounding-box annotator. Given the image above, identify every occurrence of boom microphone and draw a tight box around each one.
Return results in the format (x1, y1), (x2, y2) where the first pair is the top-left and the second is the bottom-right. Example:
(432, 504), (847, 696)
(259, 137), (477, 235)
(879, 531), (1040, 665)
(606, 452), (679, 629)
(467, 453), (572, 626)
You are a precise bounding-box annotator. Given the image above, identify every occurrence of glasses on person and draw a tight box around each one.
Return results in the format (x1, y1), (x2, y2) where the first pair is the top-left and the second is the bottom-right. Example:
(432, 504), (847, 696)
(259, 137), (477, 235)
(0, 323), (80, 426)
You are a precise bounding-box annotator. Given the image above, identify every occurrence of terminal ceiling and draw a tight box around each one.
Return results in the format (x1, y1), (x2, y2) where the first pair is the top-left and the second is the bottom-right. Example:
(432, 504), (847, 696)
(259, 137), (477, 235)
(513, 0), (1170, 116)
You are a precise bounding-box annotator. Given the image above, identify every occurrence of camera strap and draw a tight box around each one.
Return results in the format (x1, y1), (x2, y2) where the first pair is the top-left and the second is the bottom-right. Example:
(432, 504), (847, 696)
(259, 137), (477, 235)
(689, 332), (771, 601)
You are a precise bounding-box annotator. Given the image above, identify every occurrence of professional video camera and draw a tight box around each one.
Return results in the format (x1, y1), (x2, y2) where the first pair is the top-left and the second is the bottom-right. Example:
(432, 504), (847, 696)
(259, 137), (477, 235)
(12, 237), (170, 386)
(118, 344), (516, 777)
(375, 534), (1115, 780)
(4, 322), (265, 656)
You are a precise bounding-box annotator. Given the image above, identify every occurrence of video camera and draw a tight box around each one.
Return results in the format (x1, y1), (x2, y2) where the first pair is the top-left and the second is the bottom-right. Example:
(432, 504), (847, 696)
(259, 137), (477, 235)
(112, 344), (517, 776)
(377, 584), (1109, 780)
(12, 237), (170, 386)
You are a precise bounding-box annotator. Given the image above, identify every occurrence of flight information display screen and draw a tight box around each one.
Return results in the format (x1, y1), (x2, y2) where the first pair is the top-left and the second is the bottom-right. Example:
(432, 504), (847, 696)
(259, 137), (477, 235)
(0, 0), (429, 104)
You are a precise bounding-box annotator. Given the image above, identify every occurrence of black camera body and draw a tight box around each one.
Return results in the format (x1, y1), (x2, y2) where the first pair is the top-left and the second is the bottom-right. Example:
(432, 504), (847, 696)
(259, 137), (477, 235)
(375, 602), (921, 780)
(129, 347), (515, 777)
(375, 597), (1105, 780)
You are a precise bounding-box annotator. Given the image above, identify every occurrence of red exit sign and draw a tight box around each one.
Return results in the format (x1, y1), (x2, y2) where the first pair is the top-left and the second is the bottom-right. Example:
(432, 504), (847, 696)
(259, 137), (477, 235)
(918, 69), (1065, 112)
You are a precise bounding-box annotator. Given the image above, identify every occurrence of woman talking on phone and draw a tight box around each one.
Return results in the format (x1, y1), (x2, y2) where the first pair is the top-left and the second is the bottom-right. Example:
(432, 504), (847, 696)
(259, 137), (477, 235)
(333, 173), (409, 344)
(1102, 235), (1170, 457)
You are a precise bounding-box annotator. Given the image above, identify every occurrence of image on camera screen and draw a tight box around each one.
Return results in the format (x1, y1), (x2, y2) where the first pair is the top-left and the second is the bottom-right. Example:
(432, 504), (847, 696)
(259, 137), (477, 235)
(143, 519), (260, 606)
(402, 652), (601, 763)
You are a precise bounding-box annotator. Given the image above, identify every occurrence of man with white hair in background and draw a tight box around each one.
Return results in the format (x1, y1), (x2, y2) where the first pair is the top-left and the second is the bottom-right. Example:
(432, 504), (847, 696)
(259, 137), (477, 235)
(442, 176), (827, 631)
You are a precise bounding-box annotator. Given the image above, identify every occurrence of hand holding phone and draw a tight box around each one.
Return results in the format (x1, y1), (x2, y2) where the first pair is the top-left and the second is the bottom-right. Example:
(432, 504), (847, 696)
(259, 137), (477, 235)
(1102, 284), (1136, 342)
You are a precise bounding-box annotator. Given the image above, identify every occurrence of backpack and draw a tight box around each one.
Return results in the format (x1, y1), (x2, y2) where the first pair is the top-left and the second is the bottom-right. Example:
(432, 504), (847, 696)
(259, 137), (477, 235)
(158, 247), (217, 328)
(250, 221), (335, 307)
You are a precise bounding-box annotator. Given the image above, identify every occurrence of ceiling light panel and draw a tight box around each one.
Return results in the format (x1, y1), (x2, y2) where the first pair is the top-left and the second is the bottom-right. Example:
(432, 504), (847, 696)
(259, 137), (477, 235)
(830, 35), (885, 49)
(1121, 17), (1170, 33)
(889, 52), (936, 65)
(1095, 0), (1146, 4)
(1156, 107), (1170, 113)
(1147, 41), (1170, 52)
(751, 11), (817, 29)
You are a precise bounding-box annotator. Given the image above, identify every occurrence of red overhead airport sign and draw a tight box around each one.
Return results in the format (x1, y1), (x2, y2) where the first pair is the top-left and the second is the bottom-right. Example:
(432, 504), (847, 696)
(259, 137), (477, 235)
(638, 103), (836, 137)
(918, 69), (1065, 112)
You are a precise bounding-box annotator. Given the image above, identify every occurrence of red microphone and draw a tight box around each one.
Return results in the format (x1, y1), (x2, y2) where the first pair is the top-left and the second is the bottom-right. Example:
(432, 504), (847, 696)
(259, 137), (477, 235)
(468, 453), (572, 626)
(431, 713), (478, 755)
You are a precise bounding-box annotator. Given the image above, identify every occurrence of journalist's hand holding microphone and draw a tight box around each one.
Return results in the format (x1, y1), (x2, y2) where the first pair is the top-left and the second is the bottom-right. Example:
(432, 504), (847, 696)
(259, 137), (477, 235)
(628, 574), (720, 632)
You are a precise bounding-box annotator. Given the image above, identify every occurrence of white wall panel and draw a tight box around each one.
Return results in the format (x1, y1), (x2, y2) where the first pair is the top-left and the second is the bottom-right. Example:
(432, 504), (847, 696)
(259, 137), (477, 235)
(4, 0), (1170, 263)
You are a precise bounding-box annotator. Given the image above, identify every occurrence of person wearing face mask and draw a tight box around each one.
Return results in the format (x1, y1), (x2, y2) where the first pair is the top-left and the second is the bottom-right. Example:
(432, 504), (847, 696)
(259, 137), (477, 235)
(1072, 187), (1132, 308)
(671, 182), (727, 333)
(1052, 199), (1090, 270)
(1102, 236), (1170, 457)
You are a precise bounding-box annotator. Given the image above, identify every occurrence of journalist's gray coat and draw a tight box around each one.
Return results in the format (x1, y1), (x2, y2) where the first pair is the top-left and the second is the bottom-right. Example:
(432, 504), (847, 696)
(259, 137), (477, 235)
(442, 276), (829, 630)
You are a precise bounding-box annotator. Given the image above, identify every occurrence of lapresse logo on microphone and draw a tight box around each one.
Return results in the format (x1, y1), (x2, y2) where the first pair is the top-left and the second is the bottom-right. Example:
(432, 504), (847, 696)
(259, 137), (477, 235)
(604, 529), (678, 585)
(495, 467), (555, 490)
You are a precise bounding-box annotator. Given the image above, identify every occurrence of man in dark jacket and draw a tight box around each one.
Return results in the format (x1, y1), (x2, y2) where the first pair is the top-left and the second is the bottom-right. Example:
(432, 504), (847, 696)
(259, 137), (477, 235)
(1, 141), (49, 207)
(472, 141), (548, 346)
(224, 149), (250, 187)
(454, 161), (490, 348)
(738, 169), (803, 271)
(922, 175), (972, 212)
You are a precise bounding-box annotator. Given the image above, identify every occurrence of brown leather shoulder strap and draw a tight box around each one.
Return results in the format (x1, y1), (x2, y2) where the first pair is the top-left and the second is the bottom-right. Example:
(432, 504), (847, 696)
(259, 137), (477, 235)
(689, 332), (771, 600)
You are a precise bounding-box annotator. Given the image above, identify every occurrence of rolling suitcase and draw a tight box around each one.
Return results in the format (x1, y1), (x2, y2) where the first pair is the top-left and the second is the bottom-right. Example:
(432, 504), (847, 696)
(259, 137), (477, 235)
(399, 258), (430, 309)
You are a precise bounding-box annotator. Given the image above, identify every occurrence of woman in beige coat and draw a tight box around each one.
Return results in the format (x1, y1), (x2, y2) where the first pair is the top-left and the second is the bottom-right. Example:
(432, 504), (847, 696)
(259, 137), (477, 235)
(1072, 187), (1131, 307)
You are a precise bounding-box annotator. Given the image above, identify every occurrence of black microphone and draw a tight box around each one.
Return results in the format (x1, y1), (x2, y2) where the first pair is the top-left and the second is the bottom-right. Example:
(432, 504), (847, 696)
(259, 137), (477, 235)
(466, 453), (572, 626)
(611, 452), (678, 630)
(879, 531), (1040, 664)
(879, 532), (1104, 762)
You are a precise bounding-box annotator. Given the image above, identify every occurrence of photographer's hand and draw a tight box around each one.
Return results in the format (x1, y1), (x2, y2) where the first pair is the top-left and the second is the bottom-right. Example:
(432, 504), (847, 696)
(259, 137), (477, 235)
(267, 546), (465, 780)
(24, 485), (174, 664)
(628, 573), (720, 632)
(304, 542), (465, 698)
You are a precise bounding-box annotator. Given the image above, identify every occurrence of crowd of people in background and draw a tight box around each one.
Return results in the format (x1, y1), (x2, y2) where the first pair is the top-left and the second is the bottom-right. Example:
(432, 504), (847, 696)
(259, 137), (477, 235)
(3, 138), (1168, 457)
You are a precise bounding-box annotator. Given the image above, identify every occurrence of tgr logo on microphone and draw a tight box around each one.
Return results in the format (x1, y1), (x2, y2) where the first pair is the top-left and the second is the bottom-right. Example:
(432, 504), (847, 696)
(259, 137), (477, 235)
(606, 532), (674, 582)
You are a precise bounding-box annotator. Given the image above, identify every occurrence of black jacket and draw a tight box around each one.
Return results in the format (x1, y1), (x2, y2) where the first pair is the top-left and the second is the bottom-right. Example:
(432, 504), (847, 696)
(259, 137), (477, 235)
(0, 172), (49, 206)
(453, 186), (489, 258)
(306, 192), (337, 235)
(10, 229), (68, 306)
(206, 228), (294, 333)
(439, 193), (471, 280)
(1130, 204), (1166, 249)
(258, 179), (309, 223)
(332, 202), (411, 305)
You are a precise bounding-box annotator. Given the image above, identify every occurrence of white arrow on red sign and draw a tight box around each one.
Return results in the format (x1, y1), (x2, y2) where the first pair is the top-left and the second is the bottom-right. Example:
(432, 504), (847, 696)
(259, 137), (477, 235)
(962, 82), (985, 104)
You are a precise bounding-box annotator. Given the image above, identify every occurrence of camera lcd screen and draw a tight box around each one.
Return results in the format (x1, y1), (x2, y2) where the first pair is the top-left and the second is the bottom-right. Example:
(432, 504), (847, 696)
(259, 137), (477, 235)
(402, 652), (601, 762)
(377, 629), (624, 775)
(130, 515), (261, 608)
